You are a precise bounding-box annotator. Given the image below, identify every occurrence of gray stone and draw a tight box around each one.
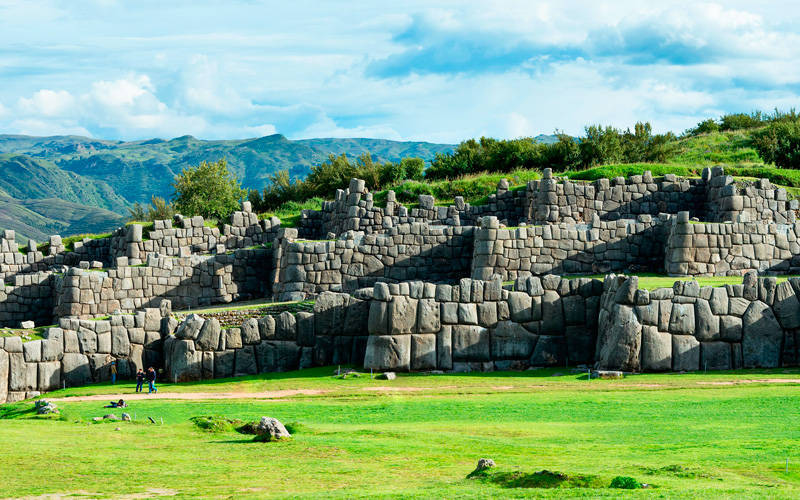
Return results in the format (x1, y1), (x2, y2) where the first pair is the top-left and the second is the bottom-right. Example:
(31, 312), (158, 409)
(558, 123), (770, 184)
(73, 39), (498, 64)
(595, 304), (641, 371)
(175, 314), (204, 340)
(368, 301), (389, 335)
(111, 326), (131, 357)
(541, 290), (564, 335)
(457, 303), (478, 325)
(491, 321), (537, 359)
(22, 340), (42, 363)
(773, 281), (800, 329)
(195, 319), (221, 351)
(166, 338), (201, 382)
(641, 326), (671, 371)
(61, 353), (92, 387)
(258, 315), (276, 339)
(672, 335), (700, 371)
(275, 311), (297, 340)
(529, 335), (566, 366)
(416, 299), (441, 333)
(255, 417), (291, 441)
(701, 341), (731, 370)
(389, 296), (418, 334)
(742, 301), (783, 368)
(452, 325), (490, 362)
(241, 318), (260, 345)
(668, 303), (695, 335)
(411, 334), (437, 370)
(507, 292), (532, 322)
(37, 361), (61, 391)
(720, 315), (743, 341)
(709, 287), (729, 315)
(694, 299), (719, 341)
(234, 345), (258, 376)
(437, 327), (453, 370)
(364, 335), (411, 371)
(296, 312), (316, 347)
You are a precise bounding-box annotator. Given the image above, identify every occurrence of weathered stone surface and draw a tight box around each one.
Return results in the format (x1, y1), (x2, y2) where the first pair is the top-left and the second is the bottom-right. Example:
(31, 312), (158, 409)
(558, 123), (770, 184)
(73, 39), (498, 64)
(389, 296), (418, 334)
(530, 335), (566, 366)
(37, 361), (61, 391)
(313, 292), (346, 335)
(491, 321), (536, 360)
(507, 292), (532, 322)
(275, 311), (297, 341)
(720, 315), (743, 341)
(541, 291), (564, 335)
(368, 301), (389, 335)
(452, 325), (490, 362)
(241, 318), (260, 345)
(255, 417), (291, 441)
(166, 338), (201, 383)
(701, 341), (731, 370)
(694, 299), (719, 341)
(296, 312), (315, 347)
(742, 301), (783, 368)
(195, 318), (221, 351)
(641, 326), (671, 371)
(61, 353), (92, 387)
(214, 350), (234, 378)
(565, 326), (594, 365)
(773, 281), (800, 329)
(437, 326), (453, 370)
(364, 335), (411, 371)
(411, 334), (437, 370)
(668, 303), (695, 335)
(111, 326), (131, 357)
(672, 335), (700, 371)
(595, 304), (641, 371)
(230, 345), (256, 376)
(175, 314), (204, 340)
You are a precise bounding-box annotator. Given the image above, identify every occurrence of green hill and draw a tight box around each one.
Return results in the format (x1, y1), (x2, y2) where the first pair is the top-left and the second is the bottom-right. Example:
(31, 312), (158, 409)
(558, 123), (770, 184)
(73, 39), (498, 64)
(0, 134), (454, 241)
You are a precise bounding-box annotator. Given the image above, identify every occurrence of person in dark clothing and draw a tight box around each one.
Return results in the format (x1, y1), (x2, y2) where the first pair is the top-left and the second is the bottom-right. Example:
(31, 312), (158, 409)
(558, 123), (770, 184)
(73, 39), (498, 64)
(146, 367), (157, 394)
(135, 369), (145, 393)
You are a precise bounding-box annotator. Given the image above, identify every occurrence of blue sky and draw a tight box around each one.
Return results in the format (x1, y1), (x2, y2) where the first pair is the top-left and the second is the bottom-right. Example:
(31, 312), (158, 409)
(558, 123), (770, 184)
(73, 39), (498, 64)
(1, 0), (800, 143)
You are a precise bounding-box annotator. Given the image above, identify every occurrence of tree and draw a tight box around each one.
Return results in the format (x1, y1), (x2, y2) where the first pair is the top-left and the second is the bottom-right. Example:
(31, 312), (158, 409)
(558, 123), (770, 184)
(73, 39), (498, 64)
(172, 159), (245, 220)
(752, 121), (800, 169)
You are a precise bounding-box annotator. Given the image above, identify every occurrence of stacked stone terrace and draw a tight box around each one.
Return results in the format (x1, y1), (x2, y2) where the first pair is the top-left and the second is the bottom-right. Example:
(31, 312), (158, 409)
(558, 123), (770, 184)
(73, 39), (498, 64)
(2, 165), (800, 401)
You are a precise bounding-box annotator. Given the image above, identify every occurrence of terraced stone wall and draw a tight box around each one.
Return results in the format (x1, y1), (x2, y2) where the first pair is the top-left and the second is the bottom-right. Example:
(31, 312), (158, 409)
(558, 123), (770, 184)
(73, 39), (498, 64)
(595, 273), (799, 372)
(363, 276), (602, 372)
(0, 305), (170, 403)
(53, 248), (272, 318)
(272, 223), (474, 301)
(664, 213), (800, 276)
(471, 215), (671, 280)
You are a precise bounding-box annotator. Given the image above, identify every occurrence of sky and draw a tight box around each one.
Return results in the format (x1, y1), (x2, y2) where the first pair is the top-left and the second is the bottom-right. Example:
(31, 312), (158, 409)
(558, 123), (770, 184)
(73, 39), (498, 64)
(1, 0), (800, 143)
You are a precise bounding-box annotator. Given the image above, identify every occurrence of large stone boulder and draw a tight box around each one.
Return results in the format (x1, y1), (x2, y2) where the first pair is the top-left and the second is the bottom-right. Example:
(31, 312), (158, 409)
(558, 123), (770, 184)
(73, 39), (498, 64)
(255, 341), (301, 372)
(195, 318), (221, 351)
(490, 321), (537, 360)
(641, 326), (671, 371)
(410, 334), (437, 370)
(175, 314), (204, 340)
(701, 341), (731, 370)
(452, 326), (490, 362)
(166, 338), (201, 382)
(254, 417), (291, 441)
(773, 281), (800, 330)
(61, 353), (92, 387)
(363, 335), (411, 371)
(595, 304), (641, 371)
(694, 299), (719, 341)
(672, 335), (700, 371)
(742, 301), (783, 368)
(529, 335), (565, 366)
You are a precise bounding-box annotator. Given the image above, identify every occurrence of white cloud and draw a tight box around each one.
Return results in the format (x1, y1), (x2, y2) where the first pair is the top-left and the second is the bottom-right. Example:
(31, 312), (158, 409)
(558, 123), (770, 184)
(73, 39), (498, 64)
(17, 89), (75, 117)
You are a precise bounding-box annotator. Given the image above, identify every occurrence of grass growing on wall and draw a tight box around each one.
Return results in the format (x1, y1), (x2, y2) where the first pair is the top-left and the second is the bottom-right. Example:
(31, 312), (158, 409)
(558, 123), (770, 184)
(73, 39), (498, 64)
(2, 368), (800, 497)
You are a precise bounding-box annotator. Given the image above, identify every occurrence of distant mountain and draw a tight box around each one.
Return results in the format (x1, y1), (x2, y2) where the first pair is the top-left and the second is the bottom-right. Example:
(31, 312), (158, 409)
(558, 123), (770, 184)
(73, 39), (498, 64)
(0, 134), (455, 241)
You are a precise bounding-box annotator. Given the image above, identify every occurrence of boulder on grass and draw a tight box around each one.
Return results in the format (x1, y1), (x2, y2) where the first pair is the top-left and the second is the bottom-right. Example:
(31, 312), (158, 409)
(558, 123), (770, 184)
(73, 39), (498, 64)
(255, 417), (291, 441)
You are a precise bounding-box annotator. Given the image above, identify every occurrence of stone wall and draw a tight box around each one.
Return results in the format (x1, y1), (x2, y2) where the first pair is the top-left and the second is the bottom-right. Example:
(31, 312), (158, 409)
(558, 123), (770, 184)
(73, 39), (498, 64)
(664, 212), (800, 276)
(363, 276), (602, 372)
(595, 273), (797, 372)
(272, 223), (474, 301)
(162, 291), (370, 383)
(0, 304), (170, 403)
(53, 248), (271, 318)
(529, 168), (707, 224)
(472, 214), (671, 280)
(0, 273), (56, 327)
(706, 166), (797, 223)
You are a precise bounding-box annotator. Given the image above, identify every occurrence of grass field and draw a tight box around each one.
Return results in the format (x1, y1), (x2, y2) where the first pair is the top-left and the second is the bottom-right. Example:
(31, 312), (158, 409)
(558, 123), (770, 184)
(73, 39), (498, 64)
(2, 367), (800, 498)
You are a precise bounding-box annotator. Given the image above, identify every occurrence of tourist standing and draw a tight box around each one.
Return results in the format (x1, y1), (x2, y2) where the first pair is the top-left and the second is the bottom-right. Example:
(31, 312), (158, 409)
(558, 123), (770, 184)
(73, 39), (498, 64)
(146, 367), (158, 394)
(135, 368), (145, 393)
(110, 359), (117, 385)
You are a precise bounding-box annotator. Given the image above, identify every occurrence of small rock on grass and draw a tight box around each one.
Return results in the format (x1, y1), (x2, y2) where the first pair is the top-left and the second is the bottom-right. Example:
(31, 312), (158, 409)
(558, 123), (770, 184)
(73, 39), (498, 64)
(476, 458), (495, 471)
(377, 372), (396, 380)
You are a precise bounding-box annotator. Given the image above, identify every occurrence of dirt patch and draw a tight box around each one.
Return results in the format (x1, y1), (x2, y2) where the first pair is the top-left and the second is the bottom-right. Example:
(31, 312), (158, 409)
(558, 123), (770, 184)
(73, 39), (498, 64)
(49, 389), (327, 402)
(696, 378), (800, 386)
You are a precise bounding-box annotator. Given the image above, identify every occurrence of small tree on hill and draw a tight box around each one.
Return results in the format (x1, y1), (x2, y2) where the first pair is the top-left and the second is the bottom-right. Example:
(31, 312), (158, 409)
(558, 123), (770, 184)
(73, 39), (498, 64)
(172, 159), (245, 220)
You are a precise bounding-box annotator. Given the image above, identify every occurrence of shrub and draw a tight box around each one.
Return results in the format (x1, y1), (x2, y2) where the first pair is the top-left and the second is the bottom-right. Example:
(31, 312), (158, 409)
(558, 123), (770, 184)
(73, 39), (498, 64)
(691, 118), (720, 135)
(752, 121), (800, 169)
(719, 112), (763, 131)
(609, 476), (641, 489)
(172, 159), (245, 220)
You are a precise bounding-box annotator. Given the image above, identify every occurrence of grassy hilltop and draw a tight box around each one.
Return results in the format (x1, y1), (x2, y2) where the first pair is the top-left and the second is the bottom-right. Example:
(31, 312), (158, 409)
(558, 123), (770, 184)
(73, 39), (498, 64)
(1, 368), (800, 498)
(0, 134), (454, 242)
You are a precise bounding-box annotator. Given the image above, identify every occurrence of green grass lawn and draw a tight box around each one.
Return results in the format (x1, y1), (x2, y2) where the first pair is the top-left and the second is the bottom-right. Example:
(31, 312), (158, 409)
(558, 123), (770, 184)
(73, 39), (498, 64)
(564, 273), (798, 290)
(3, 367), (800, 498)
